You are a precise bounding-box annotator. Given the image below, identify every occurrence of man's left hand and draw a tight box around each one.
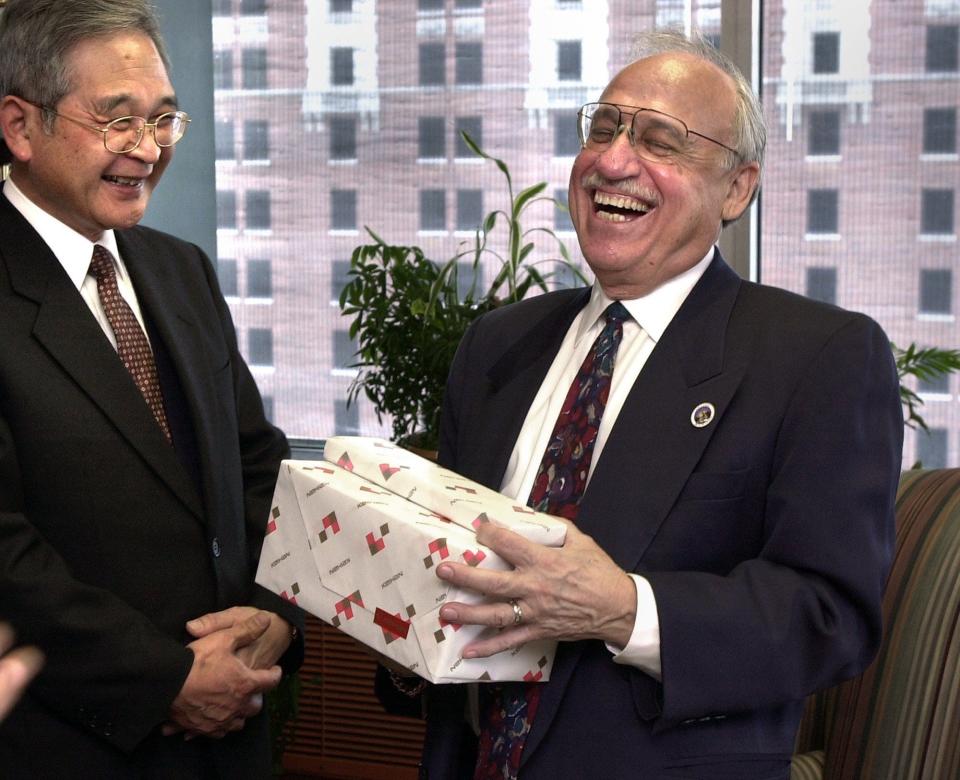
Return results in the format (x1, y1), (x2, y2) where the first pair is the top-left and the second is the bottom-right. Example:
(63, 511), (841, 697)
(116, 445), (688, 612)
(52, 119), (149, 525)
(435, 521), (637, 658)
(186, 606), (292, 670)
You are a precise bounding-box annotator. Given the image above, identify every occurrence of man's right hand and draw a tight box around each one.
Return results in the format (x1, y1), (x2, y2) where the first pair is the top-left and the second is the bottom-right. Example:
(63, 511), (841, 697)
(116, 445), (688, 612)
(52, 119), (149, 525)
(165, 611), (281, 739)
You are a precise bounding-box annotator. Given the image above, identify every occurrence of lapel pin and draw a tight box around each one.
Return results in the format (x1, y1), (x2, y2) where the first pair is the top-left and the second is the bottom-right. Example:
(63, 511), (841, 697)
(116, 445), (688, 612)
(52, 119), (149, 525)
(690, 402), (715, 428)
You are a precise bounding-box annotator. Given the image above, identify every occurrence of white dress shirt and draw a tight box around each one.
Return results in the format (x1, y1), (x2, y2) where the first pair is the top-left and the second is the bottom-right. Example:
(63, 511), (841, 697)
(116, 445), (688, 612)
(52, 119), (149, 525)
(499, 248), (715, 680)
(3, 177), (150, 350)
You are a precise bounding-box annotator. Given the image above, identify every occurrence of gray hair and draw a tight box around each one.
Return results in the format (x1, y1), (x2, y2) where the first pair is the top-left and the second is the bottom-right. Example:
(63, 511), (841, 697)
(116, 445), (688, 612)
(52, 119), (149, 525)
(631, 29), (766, 219)
(0, 0), (170, 134)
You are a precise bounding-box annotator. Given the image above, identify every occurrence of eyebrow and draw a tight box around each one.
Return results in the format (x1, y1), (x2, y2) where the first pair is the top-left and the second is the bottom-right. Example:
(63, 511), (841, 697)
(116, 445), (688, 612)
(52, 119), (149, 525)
(92, 92), (179, 116)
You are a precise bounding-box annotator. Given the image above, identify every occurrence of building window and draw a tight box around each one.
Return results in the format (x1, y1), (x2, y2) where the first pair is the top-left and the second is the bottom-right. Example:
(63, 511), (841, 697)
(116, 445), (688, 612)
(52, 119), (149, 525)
(805, 267), (837, 305)
(218, 259), (238, 296)
(245, 190), (271, 230)
(334, 399), (360, 434)
(331, 47), (354, 86)
(217, 190), (237, 229)
(243, 120), (269, 161)
(261, 395), (275, 422)
(456, 42), (483, 85)
(418, 0), (444, 9)
(247, 259), (272, 298)
(554, 188), (573, 232)
(215, 119), (234, 160)
(812, 32), (840, 74)
(330, 115), (357, 160)
(456, 190), (483, 231)
(926, 25), (959, 72)
(330, 0), (352, 12)
(923, 108), (957, 154)
(240, 0), (266, 14)
(213, 50), (233, 90)
(557, 41), (582, 81)
(916, 428), (948, 469)
(455, 0), (483, 8)
(455, 116), (482, 157)
(212, 0), (232, 15)
(920, 269), (952, 315)
(331, 190), (357, 230)
(333, 330), (357, 369)
(419, 43), (445, 86)
(248, 328), (274, 367)
(420, 190), (446, 231)
(241, 48), (267, 90)
(919, 372), (950, 395)
(553, 111), (580, 157)
(331, 259), (352, 302)
(418, 116), (446, 159)
(808, 109), (840, 155)
(807, 189), (838, 234)
(921, 189), (955, 235)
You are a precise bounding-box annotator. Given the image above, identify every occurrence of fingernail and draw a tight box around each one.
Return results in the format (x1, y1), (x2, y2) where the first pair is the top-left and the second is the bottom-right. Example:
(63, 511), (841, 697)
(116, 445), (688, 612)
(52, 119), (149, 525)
(439, 606), (457, 621)
(462, 649), (477, 659)
(436, 564), (453, 579)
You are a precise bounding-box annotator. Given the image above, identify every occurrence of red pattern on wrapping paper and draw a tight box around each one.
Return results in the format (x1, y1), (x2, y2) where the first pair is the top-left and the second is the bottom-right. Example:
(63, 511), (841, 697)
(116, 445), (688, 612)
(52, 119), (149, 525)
(446, 484), (478, 494)
(374, 608), (411, 640)
(89, 246), (171, 444)
(337, 452), (354, 471)
(463, 549), (486, 566)
(379, 463), (408, 480)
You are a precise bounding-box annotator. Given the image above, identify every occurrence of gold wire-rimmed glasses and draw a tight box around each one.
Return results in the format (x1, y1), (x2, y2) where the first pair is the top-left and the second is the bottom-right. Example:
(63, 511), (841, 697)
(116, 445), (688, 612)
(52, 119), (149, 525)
(22, 99), (191, 154)
(577, 102), (739, 163)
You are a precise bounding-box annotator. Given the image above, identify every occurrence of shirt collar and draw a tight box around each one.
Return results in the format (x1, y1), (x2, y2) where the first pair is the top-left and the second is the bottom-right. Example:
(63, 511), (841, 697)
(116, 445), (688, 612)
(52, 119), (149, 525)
(577, 247), (715, 345)
(2, 177), (123, 292)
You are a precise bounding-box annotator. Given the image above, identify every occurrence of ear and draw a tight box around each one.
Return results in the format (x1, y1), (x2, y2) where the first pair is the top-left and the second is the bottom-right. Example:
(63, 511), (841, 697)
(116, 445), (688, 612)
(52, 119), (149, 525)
(0, 96), (36, 163)
(720, 160), (760, 222)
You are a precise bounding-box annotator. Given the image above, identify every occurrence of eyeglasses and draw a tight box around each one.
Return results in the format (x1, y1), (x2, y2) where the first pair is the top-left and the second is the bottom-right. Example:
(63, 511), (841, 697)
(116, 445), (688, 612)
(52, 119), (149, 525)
(24, 100), (191, 154)
(577, 102), (739, 163)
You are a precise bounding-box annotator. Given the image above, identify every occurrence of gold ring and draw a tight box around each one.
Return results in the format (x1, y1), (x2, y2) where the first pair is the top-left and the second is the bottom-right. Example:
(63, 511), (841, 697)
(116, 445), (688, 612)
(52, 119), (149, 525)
(509, 599), (523, 626)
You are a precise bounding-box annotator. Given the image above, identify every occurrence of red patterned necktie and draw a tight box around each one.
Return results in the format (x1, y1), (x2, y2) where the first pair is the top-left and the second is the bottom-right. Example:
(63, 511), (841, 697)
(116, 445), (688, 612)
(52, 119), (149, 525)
(474, 301), (631, 779)
(89, 245), (172, 444)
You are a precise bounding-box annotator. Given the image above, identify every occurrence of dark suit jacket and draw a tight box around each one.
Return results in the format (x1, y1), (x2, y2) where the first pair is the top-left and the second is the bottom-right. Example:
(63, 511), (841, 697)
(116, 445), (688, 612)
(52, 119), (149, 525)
(0, 192), (302, 778)
(415, 252), (903, 779)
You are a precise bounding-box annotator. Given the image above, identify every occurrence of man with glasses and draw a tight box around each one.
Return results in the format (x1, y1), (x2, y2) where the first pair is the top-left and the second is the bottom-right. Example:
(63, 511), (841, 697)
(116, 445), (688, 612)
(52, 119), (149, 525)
(0, 1), (302, 776)
(386, 29), (903, 780)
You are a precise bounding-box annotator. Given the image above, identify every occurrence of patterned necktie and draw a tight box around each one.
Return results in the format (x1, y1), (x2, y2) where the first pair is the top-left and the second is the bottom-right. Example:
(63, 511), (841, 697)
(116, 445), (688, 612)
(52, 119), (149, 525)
(89, 245), (172, 444)
(474, 301), (631, 780)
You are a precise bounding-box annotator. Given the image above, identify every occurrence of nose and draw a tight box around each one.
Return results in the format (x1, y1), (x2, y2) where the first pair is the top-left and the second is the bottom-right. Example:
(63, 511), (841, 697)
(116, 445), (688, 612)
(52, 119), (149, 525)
(127, 126), (162, 163)
(594, 126), (643, 177)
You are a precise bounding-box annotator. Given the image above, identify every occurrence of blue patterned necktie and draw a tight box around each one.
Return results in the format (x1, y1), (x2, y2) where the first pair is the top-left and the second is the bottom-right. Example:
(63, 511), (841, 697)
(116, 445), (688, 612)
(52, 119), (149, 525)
(474, 301), (630, 779)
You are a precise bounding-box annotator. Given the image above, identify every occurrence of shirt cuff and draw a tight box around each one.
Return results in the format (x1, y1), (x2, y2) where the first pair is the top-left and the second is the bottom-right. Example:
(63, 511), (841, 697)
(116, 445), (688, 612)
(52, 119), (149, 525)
(605, 573), (662, 680)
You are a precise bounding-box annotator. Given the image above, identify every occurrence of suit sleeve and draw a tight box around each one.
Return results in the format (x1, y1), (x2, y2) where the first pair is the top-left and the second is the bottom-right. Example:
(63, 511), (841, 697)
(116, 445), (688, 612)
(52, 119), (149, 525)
(646, 314), (902, 727)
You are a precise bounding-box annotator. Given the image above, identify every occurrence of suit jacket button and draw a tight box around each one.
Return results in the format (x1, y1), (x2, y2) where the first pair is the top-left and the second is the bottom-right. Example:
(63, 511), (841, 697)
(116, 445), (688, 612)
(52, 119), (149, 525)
(212, 537), (221, 557)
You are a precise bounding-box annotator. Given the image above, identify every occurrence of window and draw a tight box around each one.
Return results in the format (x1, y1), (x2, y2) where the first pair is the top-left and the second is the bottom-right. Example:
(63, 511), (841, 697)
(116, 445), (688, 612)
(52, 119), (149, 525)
(455, 42), (483, 85)
(217, 190), (237, 229)
(916, 428), (948, 468)
(420, 190), (446, 231)
(418, 0), (444, 10)
(215, 119), (235, 160)
(240, 0), (266, 14)
(333, 330), (357, 369)
(557, 41), (582, 81)
(245, 190), (271, 230)
(921, 189), (955, 235)
(247, 259), (272, 298)
(456, 189), (483, 231)
(808, 109), (840, 156)
(554, 188), (573, 232)
(248, 328), (273, 366)
(920, 269), (952, 315)
(919, 372), (950, 395)
(807, 189), (838, 234)
(553, 111), (580, 157)
(213, 0), (232, 17)
(923, 108), (957, 154)
(419, 43), (445, 86)
(261, 395), (275, 422)
(551, 259), (582, 291)
(242, 48), (267, 89)
(330, 116), (357, 160)
(330, 0), (352, 12)
(805, 267), (837, 305)
(455, 116), (482, 157)
(455, 0), (483, 8)
(331, 47), (354, 86)
(331, 190), (357, 230)
(213, 50), (233, 90)
(926, 25), (959, 72)
(418, 116), (446, 159)
(331, 259), (352, 302)
(812, 32), (840, 74)
(218, 259), (238, 296)
(334, 399), (360, 435)
(243, 120), (269, 161)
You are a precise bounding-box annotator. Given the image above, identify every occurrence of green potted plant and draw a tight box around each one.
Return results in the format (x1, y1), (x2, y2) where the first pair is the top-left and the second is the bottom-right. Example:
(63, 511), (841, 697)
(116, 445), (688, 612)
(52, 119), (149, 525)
(338, 133), (586, 452)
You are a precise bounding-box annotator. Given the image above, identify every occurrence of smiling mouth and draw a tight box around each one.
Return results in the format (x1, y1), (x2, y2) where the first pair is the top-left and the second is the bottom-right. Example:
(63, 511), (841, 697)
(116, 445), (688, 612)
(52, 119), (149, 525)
(103, 175), (143, 188)
(593, 190), (654, 222)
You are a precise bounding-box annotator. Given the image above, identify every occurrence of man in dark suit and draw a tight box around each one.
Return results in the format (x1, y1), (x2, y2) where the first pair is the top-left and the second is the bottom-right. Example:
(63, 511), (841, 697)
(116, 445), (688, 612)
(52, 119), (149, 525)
(380, 30), (903, 779)
(0, 1), (302, 775)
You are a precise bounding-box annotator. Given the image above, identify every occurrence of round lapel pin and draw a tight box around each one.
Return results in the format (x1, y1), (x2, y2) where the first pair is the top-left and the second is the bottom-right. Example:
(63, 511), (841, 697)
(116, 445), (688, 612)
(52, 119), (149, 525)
(690, 402), (715, 428)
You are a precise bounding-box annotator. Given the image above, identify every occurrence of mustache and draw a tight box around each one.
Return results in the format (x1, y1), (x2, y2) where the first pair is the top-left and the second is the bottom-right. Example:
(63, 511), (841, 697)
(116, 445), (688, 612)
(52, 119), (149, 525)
(579, 172), (659, 204)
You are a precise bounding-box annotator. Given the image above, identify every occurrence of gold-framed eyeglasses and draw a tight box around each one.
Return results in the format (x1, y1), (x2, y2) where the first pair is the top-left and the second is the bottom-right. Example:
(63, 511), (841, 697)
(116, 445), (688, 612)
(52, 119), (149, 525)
(23, 100), (191, 154)
(577, 102), (739, 163)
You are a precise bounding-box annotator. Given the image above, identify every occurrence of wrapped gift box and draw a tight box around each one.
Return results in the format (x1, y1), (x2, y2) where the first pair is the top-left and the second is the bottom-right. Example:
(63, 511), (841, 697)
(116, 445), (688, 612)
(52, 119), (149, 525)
(256, 455), (558, 683)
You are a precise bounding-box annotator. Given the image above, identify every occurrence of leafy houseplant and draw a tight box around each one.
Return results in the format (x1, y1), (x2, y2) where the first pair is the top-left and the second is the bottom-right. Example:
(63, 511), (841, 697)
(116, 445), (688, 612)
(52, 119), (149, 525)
(339, 133), (585, 452)
(893, 342), (960, 432)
